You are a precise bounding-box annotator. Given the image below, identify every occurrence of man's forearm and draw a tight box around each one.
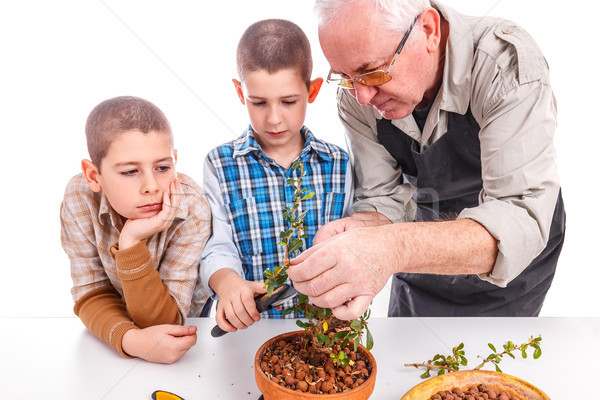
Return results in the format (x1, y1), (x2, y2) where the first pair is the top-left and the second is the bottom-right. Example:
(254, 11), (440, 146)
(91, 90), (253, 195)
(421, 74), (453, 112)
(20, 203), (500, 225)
(387, 218), (498, 276)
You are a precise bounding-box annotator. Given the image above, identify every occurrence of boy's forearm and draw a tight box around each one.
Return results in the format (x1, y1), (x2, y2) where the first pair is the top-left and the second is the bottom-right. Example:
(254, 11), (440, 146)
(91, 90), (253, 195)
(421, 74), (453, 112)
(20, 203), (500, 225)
(73, 286), (138, 358)
(111, 240), (182, 327)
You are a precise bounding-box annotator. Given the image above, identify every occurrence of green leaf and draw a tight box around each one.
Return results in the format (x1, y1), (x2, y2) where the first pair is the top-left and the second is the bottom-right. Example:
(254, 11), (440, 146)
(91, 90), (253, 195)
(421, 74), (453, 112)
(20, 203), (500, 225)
(366, 327), (374, 350)
(459, 356), (467, 366)
(301, 192), (315, 201)
(282, 306), (295, 315)
(488, 343), (497, 353)
(292, 161), (301, 170)
(296, 320), (309, 328)
(298, 294), (308, 304)
(287, 178), (296, 184)
(350, 319), (362, 331)
(333, 330), (350, 341)
(318, 307), (332, 319)
(495, 364), (502, 372)
(456, 343), (464, 351)
(317, 333), (330, 345)
(273, 276), (288, 286)
(353, 336), (359, 352)
(421, 370), (431, 379)
(437, 369), (446, 376)
(507, 352), (515, 359)
(521, 350), (528, 359)
(288, 239), (303, 254)
(533, 347), (542, 359)
(267, 284), (274, 297)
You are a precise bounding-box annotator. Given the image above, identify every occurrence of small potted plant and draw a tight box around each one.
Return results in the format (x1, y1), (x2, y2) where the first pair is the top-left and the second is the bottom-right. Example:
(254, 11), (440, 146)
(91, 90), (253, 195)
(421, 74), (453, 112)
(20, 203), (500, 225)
(254, 162), (377, 399)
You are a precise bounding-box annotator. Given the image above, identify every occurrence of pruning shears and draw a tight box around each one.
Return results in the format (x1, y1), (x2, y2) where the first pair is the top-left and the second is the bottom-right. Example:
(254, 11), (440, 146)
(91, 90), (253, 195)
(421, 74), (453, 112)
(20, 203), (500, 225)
(210, 284), (299, 337)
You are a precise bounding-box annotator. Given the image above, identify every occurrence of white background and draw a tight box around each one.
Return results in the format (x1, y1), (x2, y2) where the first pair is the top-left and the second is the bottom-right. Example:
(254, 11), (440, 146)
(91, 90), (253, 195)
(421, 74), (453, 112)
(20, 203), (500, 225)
(1, 1), (597, 319)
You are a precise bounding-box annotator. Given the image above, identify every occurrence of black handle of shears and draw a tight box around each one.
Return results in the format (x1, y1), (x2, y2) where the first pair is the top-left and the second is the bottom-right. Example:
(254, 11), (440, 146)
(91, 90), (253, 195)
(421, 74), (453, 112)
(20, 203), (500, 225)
(210, 284), (290, 338)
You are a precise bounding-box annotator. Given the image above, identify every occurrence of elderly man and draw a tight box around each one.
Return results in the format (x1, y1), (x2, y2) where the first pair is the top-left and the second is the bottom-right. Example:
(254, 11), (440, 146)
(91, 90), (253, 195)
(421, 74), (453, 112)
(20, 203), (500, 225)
(288, 0), (565, 319)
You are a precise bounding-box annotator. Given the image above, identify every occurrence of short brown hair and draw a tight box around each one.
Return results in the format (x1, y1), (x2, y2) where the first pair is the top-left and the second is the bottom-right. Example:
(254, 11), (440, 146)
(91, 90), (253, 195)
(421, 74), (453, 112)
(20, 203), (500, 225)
(236, 19), (313, 87)
(85, 96), (173, 169)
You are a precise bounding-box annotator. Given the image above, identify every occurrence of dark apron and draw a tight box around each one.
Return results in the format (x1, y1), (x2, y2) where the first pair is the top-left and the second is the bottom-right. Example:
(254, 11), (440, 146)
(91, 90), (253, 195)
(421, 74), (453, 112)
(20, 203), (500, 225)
(377, 109), (566, 316)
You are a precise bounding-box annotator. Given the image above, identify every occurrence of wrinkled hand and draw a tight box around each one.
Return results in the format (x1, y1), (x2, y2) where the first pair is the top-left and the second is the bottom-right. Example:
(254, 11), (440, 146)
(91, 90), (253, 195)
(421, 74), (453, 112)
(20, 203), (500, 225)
(119, 179), (181, 250)
(122, 324), (197, 364)
(288, 225), (397, 320)
(211, 269), (266, 333)
(313, 211), (392, 245)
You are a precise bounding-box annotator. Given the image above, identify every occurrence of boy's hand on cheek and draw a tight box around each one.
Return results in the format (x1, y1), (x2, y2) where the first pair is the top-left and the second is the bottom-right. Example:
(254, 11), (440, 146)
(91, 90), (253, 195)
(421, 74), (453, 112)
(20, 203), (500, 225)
(119, 179), (181, 250)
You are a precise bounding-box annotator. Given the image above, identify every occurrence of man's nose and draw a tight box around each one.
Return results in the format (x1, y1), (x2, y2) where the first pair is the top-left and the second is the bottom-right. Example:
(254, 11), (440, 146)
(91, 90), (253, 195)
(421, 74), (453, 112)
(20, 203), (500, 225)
(351, 83), (378, 106)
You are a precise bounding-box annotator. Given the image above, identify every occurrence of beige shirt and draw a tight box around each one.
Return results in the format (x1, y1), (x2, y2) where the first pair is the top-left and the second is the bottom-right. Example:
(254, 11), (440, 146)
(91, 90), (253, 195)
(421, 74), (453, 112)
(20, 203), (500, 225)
(60, 172), (211, 317)
(337, 1), (560, 287)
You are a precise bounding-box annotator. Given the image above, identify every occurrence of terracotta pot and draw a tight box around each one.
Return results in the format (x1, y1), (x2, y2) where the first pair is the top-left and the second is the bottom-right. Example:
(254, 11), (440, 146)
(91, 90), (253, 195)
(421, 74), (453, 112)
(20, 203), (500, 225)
(255, 330), (377, 400)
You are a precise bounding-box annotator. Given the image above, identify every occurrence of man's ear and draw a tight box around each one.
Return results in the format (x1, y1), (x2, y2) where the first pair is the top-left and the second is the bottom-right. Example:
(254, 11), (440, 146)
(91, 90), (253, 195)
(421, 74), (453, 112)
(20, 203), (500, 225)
(81, 159), (102, 193)
(232, 79), (245, 105)
(308, 77), (324, 104)
(421, 7), (442, 53)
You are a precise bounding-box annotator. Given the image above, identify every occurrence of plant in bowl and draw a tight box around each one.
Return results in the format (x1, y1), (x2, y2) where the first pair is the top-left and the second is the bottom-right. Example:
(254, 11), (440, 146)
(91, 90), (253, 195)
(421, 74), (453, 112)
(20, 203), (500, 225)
(254, 162), (377, 399)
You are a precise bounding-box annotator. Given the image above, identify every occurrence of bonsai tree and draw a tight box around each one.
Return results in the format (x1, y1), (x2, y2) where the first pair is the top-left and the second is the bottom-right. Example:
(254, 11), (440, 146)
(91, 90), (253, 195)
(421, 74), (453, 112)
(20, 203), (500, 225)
(263, 161), (374, 364)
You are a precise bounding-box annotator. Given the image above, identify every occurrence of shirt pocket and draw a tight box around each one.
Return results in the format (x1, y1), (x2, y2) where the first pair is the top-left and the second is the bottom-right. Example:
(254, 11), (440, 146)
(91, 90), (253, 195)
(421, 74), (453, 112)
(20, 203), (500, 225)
(226, 196), (263, 257)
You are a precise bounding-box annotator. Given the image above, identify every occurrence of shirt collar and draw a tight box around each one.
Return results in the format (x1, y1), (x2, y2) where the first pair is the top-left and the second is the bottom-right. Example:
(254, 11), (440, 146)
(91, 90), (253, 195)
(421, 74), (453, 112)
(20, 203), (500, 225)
(432, 0), (472, 115)
(98, 192), (124, 230)
(232, 125), (332, 163)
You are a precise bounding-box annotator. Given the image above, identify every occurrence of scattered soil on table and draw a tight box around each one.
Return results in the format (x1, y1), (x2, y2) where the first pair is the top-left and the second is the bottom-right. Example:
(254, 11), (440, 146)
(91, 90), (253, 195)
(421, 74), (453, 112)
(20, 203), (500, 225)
(258, 332), (373, 394)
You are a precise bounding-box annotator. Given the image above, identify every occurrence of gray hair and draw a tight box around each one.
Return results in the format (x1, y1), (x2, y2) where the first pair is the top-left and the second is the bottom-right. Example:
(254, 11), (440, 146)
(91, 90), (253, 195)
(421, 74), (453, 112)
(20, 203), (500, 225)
(314, 0), (431, 44)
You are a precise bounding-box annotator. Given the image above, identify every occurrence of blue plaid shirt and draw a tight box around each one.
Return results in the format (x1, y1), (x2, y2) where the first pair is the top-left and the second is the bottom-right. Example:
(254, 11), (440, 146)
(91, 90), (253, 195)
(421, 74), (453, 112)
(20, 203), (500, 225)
(200, 125), (353, 318)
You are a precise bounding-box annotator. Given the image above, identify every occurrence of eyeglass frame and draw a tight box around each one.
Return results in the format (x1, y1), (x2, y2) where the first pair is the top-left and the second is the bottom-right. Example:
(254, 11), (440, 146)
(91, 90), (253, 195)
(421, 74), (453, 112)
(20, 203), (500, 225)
(326, 14), (420, 89)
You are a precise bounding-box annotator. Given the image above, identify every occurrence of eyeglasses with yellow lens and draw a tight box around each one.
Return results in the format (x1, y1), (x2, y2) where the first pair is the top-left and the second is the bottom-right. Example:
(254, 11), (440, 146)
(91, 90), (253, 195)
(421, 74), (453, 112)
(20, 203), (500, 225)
(326, 15), (419, 89)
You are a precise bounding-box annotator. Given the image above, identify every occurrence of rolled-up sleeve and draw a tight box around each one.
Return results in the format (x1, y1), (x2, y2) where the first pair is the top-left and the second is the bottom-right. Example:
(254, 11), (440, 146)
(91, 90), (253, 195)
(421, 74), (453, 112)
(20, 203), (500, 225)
(461, 60), (560, 287)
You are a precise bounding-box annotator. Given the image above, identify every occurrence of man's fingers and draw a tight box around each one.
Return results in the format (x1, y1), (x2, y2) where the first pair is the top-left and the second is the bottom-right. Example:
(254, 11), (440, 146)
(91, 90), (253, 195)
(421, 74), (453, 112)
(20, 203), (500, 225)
(331, 295), (373, 321)
(301, 282), (361, 310)
(288, 242), (334, 282)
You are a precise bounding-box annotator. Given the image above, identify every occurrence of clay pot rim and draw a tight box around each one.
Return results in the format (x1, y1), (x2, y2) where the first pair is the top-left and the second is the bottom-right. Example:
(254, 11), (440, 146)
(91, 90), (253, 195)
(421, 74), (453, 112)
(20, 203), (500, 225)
(254, 330), (377, 399)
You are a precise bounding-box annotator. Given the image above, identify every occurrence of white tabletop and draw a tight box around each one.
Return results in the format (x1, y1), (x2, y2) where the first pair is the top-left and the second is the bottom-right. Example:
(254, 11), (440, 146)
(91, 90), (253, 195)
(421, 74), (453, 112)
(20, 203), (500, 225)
(2, 317), (598, 399)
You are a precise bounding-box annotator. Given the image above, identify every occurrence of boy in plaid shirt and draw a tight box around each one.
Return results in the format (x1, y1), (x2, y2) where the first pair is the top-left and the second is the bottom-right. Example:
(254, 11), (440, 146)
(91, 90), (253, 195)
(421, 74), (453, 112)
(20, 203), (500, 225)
(200, 19), (353, 334)
(60, 96), (211, 363)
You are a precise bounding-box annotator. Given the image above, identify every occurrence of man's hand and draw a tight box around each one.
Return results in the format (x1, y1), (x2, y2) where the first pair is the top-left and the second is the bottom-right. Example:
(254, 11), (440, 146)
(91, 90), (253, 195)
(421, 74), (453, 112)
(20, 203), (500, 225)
(313, 211), (392, 244)
(122, 324), (197, 364)
(210, 269), (266, 333)
(119, 179), (181, 250)
(288, 224), (397, 321)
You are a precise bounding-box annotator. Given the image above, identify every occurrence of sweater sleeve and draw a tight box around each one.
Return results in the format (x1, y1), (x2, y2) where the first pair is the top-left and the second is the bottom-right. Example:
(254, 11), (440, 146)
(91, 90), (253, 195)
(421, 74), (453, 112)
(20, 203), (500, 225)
(110, 239), (182, 328)
(73, 286), (138, 358)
